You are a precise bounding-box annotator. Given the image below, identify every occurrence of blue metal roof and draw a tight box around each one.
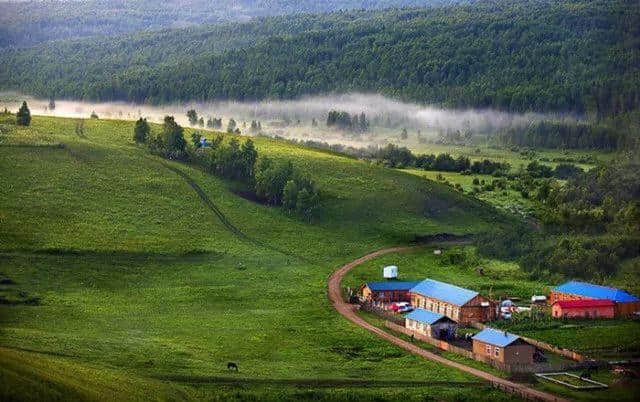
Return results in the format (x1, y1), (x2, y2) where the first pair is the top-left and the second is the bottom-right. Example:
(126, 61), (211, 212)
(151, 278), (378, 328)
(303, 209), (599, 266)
(366, 281), (420, 292)
(472, 328), (520, 347)
(410, 279), (478, 306)
(554, 281), (640, 303)
(405, 308), (446, 325)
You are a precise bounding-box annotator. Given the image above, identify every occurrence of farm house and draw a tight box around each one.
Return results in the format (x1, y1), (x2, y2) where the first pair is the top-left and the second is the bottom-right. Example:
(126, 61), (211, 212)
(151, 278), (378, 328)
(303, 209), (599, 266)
(472, 328), (534, 365)
(359, 281), (419, 304)
(552, 299), (615, 319)
(405, 308), (457, 339)
(409, 279), (496, 324)
(549, 281), (640, 317)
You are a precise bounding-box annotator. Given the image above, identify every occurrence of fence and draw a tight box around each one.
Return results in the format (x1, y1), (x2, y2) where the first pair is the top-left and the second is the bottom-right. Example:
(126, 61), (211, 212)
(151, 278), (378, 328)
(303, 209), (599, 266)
(360, 303), (406, 325)
(385, 321), (474, 358)
(470, 322), (587, 362)
(386, 321), (603, 373)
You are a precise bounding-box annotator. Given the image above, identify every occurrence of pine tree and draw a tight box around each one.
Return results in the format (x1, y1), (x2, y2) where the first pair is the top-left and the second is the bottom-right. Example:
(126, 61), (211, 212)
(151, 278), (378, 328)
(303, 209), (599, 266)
(16, 101), (31, 126)
(133, 117), (150, 143)
(186, 109), (198, 126)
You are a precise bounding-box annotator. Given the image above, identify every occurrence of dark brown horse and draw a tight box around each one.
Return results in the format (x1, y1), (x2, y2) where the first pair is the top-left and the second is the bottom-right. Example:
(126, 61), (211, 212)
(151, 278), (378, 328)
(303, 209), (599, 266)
(227, 362), (238, 371)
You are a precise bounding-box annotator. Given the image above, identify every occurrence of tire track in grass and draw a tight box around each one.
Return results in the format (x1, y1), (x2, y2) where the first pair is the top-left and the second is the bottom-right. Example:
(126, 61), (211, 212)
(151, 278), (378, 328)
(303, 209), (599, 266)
(155, 375), (485, 388)
(157, 160), (312, 264)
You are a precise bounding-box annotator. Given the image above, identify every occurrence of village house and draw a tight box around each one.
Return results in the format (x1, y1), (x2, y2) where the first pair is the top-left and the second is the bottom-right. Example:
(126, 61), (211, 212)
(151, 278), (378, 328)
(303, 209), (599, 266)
(552, 299), (615, 319)
(405, 308), (457, 339)
(472, 328), (534, 365)
(549, 281), (640, 317)
(360, 281), (419, 304)
(409, 279), (495, 324)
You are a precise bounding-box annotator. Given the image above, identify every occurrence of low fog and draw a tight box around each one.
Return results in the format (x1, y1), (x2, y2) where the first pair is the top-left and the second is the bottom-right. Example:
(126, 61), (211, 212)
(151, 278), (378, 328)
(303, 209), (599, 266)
(1, 92), (566, 148)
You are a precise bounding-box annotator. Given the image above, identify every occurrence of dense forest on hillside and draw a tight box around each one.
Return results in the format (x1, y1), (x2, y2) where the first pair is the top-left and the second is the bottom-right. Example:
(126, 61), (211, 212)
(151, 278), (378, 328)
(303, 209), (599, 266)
(476, 155), (640, 282)
(0, 0), (456, 47)
(1, 0), (637, 118)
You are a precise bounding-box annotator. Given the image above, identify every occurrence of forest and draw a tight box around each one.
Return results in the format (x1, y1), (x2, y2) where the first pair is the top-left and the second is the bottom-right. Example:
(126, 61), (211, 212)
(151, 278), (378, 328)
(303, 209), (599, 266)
(0, 0), (457, 48)
(476, 156), (640, 282)
(1, 0), (638, 119)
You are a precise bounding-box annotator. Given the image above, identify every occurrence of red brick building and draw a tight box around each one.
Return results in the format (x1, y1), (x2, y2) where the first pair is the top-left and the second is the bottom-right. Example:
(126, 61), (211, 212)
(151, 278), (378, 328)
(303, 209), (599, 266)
(552, 299), (615, 319)
(360, 281), (419, 304)
(409, 279), (496, 324)
(549, 281), (640, 317)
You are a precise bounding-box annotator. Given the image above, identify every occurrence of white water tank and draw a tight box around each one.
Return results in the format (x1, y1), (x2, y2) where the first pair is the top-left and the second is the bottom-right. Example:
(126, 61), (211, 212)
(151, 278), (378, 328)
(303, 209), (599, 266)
(383, 265), (398, 279)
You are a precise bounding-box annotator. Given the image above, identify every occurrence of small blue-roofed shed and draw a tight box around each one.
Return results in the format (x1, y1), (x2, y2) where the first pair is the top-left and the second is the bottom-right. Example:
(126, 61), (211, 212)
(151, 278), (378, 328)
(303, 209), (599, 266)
(472, 328), (534, 364)
(405, 308), (457, 339)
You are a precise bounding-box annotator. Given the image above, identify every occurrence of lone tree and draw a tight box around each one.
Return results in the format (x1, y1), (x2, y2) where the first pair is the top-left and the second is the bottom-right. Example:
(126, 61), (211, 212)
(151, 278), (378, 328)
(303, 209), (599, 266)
(133, 117), (150, 143)
(227, 118), (237, 133)
(186, 109), (198, 126)
(16, 101), (31, 126)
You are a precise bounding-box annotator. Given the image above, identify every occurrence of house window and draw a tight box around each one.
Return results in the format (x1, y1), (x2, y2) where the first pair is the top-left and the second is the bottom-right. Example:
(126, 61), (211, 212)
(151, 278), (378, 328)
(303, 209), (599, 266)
(486, 345), (491, 355)
(494, 347), (500, 357)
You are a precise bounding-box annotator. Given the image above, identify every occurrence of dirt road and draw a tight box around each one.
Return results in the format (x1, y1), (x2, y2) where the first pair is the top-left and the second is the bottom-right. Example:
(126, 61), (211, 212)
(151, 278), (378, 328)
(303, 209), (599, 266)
(327, 246), (568, 402)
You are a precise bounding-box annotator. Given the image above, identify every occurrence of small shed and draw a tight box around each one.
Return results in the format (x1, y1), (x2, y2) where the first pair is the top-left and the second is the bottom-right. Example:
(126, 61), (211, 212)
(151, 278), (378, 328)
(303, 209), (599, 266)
(552, 299), (615, 319)
(472, 328), (534, 364)
(405, 308), (457, 339)
(383, 265), (398, 279)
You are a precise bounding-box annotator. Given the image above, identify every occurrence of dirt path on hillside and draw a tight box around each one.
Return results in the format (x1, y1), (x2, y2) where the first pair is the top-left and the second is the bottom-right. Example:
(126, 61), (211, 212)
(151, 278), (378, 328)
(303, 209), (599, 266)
(157, 160), (312, 263)
(327, 246), (568, 402)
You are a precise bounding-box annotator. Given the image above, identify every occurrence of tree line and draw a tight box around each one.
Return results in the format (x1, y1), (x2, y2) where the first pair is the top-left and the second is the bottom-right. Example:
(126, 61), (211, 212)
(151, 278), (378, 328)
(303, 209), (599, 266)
(497, 119), (639, 151)
(133, 116), (320, 219)
(326, 110), (369, 132)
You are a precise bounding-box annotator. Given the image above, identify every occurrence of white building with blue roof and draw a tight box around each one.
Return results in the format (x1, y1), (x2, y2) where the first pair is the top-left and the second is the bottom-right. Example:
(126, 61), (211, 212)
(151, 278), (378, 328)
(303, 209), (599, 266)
(405, 308), (457, 339)
(409, 278), (495, 324)
(472, 327), (534, 364)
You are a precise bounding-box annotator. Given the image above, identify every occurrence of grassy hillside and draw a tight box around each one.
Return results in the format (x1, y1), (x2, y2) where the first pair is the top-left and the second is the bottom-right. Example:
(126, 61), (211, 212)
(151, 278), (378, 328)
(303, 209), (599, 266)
(0, 115), (509, 400)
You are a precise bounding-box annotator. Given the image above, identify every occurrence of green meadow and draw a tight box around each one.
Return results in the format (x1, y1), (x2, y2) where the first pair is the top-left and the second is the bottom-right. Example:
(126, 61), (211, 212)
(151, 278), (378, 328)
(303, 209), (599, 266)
(0, 115), (514, 400)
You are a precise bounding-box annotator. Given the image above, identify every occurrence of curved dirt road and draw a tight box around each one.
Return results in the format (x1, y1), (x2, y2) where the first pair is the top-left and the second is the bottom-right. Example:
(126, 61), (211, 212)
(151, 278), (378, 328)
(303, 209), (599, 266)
(328, 246), (568, 402)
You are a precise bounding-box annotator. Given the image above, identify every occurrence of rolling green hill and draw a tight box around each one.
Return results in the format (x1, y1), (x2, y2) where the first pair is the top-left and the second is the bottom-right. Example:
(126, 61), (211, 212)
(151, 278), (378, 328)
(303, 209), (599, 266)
(1, 0), (638, 117)
(0, 115), (509, 400)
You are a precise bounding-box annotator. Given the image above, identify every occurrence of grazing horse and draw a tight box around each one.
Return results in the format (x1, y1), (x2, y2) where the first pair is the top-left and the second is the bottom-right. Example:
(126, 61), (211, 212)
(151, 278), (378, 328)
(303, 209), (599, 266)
(227, 362), (238, 371)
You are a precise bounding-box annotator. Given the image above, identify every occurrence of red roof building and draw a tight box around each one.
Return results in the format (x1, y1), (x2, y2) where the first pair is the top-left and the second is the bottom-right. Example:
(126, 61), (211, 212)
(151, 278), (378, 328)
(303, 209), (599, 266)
(552, 299), (615, 319)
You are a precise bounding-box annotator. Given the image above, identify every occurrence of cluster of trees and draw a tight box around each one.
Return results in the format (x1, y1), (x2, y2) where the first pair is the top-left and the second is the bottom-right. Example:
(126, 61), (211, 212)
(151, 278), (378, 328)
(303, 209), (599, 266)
(197, 137), (258, 182)
(254, 158), (320, 220)
(497, 120), (635, 151)
(207, 117), (223, 129)
(249, 120), (262, 133)
(2, 1), (638, 121)
(133, 116), (320, 219)
(326, 110), (369, 132)
(476, 158), (640, 280)
(372, 144), (510, 175)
